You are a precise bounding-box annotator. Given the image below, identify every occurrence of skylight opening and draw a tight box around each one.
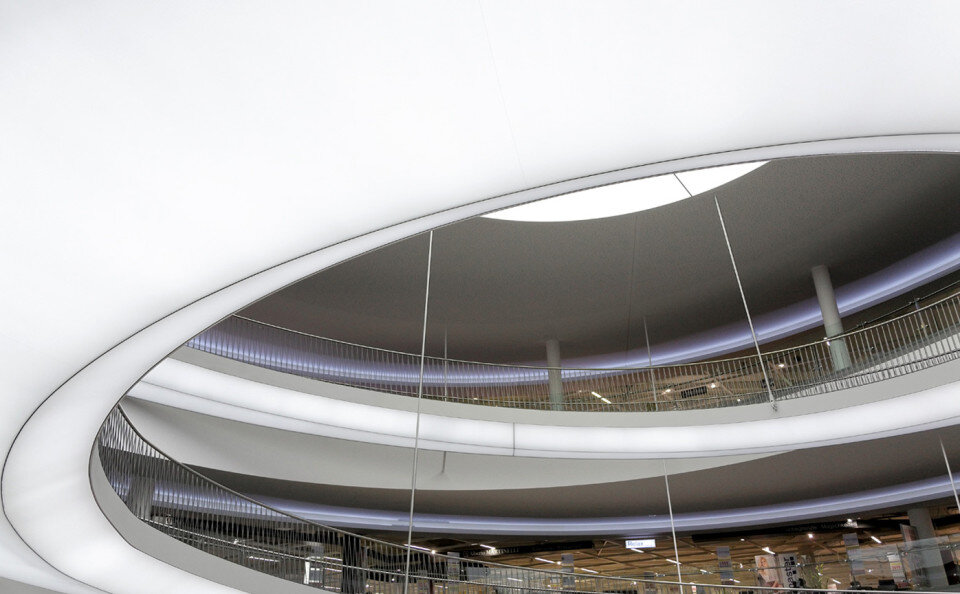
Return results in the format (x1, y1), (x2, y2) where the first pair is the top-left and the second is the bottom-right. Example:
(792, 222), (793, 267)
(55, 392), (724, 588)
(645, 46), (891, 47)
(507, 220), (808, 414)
(484, 161), (767, 222)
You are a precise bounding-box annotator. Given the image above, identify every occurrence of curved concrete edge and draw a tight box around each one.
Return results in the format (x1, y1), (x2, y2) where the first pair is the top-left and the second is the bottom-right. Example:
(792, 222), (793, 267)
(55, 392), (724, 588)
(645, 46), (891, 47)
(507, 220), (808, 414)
(87, 408), (960, 537)
(136, 348), (960, 458)
(164, 344), (958, 426)
(6, 135), (960, 594)
(89, 449), (322, 594)
(119, 397), (777, 491)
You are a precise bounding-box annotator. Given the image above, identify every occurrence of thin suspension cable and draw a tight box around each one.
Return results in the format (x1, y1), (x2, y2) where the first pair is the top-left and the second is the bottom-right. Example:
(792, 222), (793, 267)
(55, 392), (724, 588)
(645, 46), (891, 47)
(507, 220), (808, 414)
(625, 212), (641, 354)
(663, 459), (683, 593)
(714, 196), (776, 407)
(404, 230), (434, 594)
(941, 438), (960, 516)
(644, 316), (658, 410)
(443, 326), (449, 400)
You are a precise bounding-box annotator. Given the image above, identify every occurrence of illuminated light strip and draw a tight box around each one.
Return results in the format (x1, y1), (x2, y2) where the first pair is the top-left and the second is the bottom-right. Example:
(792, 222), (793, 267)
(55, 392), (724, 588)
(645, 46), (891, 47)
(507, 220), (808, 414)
(191, 229), (960, 380)
(589, 392), (614, 405)
(406, 544), (432, 552)
(239, 474), (960, 535)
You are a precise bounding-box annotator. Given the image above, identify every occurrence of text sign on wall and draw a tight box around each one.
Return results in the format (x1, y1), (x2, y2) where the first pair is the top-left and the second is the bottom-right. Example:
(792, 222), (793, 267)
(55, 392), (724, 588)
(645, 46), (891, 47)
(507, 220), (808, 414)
(626, 539), (656, 549)
(716, 546), (734, 583)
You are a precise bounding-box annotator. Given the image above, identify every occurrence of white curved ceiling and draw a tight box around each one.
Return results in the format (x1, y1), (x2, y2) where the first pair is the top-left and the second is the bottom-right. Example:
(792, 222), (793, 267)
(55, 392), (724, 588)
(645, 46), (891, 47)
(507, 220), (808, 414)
(4, 2), (960, 593)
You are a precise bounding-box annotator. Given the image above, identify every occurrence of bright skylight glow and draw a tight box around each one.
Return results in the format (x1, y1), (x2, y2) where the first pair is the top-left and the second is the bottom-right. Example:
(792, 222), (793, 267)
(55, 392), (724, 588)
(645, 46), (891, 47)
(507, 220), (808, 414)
(484, 161), (767, 222)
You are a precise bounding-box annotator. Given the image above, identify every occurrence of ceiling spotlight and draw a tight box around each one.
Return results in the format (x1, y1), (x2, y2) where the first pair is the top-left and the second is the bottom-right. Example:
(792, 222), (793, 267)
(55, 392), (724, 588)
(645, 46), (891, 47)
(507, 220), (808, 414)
(663, 388), (672, 394)
(484, 162), (767, 222)
(777, 363), (785, 368)
(740, 539), (745, 542)
(807, 533), (814, 539)
(709, 382), (717, 388)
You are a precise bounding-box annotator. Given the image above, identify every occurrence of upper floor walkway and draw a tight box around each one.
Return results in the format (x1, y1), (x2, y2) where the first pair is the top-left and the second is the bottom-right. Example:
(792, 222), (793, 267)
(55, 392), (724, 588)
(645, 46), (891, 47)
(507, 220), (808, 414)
(187, 290), (960, 413)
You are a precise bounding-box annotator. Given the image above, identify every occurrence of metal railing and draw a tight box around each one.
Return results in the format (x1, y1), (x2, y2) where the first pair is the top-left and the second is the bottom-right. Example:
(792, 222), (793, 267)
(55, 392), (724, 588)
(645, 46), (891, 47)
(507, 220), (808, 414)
(186, 291), (960, 412)
(96, 405), (955, 593)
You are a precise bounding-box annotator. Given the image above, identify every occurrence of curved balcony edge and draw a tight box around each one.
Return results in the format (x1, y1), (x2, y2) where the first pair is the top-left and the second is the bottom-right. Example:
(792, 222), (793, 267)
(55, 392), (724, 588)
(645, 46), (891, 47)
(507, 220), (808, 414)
(187, 288), (960, 414)
(133, 345), (960, 458)
(92, 405), (937, 594)
(89, 446), (317, 594)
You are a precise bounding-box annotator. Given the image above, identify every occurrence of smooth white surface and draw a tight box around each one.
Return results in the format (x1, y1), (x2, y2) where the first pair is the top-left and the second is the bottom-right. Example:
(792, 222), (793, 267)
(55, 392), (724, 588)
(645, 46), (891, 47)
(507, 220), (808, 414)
(4, 1), (960, 592)
(484, 162), (767, 222)
(121, 397), (775, 491)
(133, 352), (960, 458)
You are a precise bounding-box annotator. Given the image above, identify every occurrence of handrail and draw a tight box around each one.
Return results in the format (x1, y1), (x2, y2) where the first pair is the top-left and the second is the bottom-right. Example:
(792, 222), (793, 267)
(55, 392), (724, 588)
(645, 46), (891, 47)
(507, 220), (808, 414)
(233, 285), (960, 371)
(852, 276), (960, 330)
(96, 405), (952, 593)
(185, 291), (960, 411)
(110, 405), (413, 553)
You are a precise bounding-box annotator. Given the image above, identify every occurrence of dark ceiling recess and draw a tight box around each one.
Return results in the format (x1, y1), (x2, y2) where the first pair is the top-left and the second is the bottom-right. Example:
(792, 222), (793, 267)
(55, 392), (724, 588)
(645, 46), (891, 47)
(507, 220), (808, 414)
(242, 153), (960, 363)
